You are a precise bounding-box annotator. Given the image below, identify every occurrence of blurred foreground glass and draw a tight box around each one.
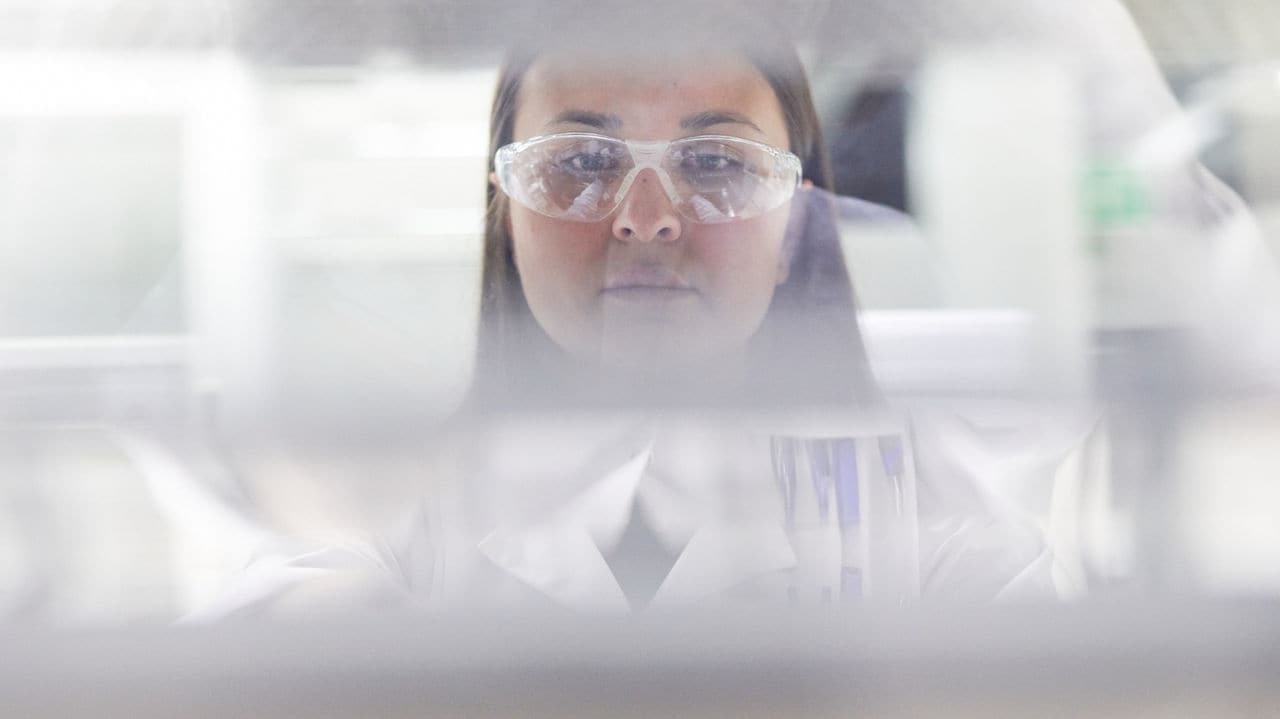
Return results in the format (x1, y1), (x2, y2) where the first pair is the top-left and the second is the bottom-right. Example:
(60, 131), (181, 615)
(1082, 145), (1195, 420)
(0, 0), (1279, 630)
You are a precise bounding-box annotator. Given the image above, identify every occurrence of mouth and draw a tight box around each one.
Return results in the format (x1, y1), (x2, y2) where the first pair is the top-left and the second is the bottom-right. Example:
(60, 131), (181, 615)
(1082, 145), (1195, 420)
(601, 266), (697, 303)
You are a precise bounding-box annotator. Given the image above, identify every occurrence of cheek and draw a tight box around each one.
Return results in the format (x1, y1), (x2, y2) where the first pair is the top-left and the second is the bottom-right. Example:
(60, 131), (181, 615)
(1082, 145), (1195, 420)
(511, 209), (606, 289)
(688, 211), (789, 319)
(509, 208), (610, 337)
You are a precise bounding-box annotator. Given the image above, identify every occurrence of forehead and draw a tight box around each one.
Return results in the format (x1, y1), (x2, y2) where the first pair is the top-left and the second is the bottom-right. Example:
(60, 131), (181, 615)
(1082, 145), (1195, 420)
(513, 51), (789, 146)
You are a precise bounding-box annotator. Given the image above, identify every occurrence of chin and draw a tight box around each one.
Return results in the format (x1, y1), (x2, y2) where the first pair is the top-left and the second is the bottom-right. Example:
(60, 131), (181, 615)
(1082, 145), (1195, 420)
(598, 336), (733, 374)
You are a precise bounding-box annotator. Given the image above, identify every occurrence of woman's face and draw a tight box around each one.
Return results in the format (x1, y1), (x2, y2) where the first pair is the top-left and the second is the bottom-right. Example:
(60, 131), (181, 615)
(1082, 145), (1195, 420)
(506, 51), (795, 373)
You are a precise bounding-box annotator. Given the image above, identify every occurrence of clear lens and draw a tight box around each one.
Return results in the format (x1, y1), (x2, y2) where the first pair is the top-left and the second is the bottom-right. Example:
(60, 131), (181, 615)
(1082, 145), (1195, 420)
(666, 138), (782, 223)
(502, 135), (633, 222)
(498, 133), (800, 224)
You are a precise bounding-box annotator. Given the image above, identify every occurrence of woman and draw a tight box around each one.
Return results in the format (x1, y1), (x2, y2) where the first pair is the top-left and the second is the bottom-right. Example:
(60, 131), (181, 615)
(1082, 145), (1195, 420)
(432, 19), (925, 611)
(194, 11), (1054, 619)
(470, 22), (879, 412)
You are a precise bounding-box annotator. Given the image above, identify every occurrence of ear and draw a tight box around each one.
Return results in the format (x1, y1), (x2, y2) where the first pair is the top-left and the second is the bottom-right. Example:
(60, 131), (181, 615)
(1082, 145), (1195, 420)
(488, 171), (515, 234)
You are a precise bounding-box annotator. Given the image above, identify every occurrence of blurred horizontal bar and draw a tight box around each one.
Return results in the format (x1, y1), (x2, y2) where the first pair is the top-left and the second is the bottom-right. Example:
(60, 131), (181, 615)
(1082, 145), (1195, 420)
(0, 335), (186, 371)
(1, 601), (1279, 717)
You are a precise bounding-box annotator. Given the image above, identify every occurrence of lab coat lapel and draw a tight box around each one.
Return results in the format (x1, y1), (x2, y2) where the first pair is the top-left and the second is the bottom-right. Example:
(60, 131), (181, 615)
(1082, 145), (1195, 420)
(477, 523), (631, 613)
(475, 440), (652, 614)
(649, 519), (797, 607)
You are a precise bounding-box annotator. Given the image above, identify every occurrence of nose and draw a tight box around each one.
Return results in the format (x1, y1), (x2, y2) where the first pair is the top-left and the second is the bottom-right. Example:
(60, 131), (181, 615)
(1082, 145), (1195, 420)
(611, 169), (682, 243)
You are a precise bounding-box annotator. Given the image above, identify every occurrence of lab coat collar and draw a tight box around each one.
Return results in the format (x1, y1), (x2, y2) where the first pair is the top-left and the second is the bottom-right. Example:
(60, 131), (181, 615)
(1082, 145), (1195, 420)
(649, 519), (796, 608)
(478, 518), (798, 613)
(475, 434), (798, 612)
(478, 522), (633, 613)
(476, 442), (652, 614)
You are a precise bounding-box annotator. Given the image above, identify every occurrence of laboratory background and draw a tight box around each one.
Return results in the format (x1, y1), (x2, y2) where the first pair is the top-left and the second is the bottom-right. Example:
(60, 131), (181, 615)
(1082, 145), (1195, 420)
(2, 0), (1280, 716)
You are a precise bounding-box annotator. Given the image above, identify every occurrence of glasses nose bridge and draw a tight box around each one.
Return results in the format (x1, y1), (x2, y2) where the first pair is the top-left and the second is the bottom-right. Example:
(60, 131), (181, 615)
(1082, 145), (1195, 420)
(616, 138), (678, 208)
(625, 138), (669, 167)
(612, 139), (683, 239)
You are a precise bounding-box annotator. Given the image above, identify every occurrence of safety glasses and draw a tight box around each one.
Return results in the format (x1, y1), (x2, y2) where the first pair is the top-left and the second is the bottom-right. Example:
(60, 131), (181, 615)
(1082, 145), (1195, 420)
(494, 132), (802, 224)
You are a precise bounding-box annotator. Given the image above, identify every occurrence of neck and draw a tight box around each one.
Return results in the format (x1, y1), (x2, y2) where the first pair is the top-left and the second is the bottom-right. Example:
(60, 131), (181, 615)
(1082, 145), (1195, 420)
(557, 347), (755, 410)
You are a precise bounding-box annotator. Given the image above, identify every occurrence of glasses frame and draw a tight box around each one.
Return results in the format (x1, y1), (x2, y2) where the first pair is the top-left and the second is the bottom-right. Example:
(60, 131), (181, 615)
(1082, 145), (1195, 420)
(494, 131), (803, 224)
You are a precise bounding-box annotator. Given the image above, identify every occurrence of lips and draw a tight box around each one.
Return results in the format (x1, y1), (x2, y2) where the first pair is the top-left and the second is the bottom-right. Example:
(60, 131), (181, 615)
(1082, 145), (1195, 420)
(602, 264), (693, 292)
(601, 264), (697, 305)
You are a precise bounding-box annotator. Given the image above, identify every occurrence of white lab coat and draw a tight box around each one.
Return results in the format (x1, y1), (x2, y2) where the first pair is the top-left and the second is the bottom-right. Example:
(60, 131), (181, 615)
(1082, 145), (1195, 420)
(190, 408), (1058, 620)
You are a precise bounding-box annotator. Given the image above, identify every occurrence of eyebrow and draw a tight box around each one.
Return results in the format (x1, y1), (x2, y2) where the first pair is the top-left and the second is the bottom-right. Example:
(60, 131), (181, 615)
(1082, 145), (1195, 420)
(546, 110), (623, 130)
(545, 109), (765, 135)
(680, 111), (764, 134)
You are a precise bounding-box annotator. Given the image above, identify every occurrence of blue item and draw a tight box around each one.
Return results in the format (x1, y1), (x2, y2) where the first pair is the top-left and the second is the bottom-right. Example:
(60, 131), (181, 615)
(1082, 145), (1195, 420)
(806, 439), (834, 523)
(833, 439), (859, 526)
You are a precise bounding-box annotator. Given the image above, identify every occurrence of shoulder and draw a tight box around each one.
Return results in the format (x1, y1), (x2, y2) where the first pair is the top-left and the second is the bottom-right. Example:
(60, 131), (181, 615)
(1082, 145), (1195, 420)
(793, 186), (913, 226)
(183, 530), (419, 622)
(832, 193), (912, 225)
(907, 404), (1104, 601)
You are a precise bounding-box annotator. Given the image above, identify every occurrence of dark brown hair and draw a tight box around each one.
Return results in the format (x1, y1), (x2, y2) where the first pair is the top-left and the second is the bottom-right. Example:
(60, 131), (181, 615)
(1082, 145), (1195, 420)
(472, 16), (878, 410)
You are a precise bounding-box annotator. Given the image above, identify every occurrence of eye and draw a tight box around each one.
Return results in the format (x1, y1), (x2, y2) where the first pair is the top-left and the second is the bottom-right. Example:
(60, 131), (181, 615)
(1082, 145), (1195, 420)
(566, 152), (616, 172)
(554, 140), (624, 175)
(691, 153), (737, 172)
(674, 145), (745, 176)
